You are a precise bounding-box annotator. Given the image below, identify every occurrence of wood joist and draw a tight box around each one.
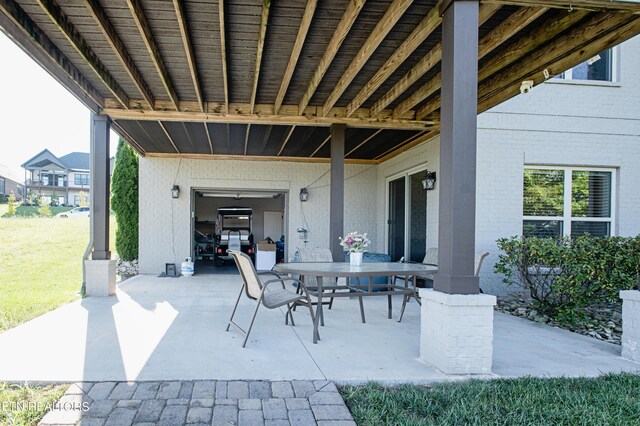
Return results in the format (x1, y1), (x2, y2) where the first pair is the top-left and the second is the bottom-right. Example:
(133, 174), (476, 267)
(0, 0), (639, 162)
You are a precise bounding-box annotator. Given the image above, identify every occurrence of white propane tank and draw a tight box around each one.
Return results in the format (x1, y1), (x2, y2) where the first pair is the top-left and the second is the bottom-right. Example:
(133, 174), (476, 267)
(181, 257), (194, 276)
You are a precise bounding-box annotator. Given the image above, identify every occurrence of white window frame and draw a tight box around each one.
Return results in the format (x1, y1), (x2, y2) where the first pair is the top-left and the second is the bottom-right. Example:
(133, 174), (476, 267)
(556, 47), (618, 83)
(523, 165), (616, 237)
(384, 164), (428, 258)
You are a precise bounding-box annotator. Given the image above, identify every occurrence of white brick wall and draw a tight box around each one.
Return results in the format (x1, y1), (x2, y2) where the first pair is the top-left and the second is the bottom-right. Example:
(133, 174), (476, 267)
(138, 157), (378, 274)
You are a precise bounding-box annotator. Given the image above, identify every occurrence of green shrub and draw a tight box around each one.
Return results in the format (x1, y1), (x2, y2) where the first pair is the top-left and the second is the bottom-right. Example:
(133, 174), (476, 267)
(495, 235), (640, 324)
(111, 138), (139, 261)
(37, 204), (53, 217)
(6, 194), (16, 216)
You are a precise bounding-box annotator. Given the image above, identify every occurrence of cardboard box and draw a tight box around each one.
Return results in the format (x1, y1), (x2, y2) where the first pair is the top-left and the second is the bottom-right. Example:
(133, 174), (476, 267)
(256, 243), (276, 251)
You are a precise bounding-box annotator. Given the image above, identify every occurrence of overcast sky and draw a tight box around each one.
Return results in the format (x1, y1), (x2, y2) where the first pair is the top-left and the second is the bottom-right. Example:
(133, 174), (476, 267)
(0, 33), (119, 180)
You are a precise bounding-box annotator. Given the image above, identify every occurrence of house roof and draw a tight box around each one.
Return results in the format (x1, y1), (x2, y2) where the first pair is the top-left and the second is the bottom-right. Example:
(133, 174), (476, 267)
(21, 149), (66, 170)
(2, 0), (639, 163)
(59, 152), (90, 171)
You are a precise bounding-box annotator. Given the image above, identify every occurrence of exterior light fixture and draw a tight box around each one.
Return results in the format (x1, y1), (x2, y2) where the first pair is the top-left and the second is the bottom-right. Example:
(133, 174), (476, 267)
(422, 171), (437, 190)
(299, 188), (309, 202)
(171, 185), (180, 199)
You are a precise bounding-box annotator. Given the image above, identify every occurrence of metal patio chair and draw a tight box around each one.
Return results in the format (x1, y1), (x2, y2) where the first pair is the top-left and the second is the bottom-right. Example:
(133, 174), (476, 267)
(226, 250), (317, 347)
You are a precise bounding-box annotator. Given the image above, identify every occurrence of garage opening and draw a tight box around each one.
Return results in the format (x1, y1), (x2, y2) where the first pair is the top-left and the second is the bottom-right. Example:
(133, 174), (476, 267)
(192, 189), (287, 275)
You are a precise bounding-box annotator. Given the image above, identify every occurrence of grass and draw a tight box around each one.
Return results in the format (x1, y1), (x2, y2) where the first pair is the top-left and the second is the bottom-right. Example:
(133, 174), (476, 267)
(340, 373), (640, 425)
(0, 383), (68, 426)
(0, 215), (116, 332)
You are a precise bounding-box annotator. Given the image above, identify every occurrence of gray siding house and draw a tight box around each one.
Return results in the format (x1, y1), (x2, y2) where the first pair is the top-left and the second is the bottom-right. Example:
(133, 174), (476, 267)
(0, 163), (23, 201)
(21, 149), (91, 206)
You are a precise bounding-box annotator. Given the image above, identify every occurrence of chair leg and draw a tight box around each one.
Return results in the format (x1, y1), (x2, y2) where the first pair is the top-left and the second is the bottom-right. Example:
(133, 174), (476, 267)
(328, 289), (336, 310)
(388, 294), (392, 319)
(398, 294), (408, 323)
(242, 299), (262, 348)
(226, 283), (245, 332)
(358, 296), (366, 323)
(286, 303), (296, 326)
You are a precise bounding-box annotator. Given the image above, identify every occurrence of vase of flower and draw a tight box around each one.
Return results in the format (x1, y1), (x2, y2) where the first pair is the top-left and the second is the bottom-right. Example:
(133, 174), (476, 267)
(350, 251), (364, 266)
(339, 232), (370, 267)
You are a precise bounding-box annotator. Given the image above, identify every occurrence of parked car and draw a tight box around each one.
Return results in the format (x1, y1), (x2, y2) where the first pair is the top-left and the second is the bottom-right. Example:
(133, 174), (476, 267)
(56, 207), (90, 218)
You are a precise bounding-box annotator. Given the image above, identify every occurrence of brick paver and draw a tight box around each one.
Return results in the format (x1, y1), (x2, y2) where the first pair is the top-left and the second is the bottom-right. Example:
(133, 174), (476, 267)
(38, 380), (354, 426)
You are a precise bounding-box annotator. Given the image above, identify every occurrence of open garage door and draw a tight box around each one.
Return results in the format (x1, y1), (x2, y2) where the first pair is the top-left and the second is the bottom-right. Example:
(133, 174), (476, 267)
(192, 189), (286, 275)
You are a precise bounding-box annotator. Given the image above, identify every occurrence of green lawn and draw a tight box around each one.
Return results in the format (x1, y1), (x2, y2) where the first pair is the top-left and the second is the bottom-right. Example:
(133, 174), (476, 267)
(340, 373), (640, 425)
(0, 383), (68, 426)
(0, 215), (116, 332)
(2, 205), (73, 217)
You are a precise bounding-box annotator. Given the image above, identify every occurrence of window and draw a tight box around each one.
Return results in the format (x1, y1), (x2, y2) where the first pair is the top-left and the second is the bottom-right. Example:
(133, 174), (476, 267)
(523, 167), (614, 238)
(74, 173), (89, 186)
(0, 177), (5, 195)
(556, 48), (615, 82)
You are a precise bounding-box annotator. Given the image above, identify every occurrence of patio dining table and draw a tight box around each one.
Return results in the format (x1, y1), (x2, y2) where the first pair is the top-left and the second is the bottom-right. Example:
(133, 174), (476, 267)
(273, 261), (437, 343)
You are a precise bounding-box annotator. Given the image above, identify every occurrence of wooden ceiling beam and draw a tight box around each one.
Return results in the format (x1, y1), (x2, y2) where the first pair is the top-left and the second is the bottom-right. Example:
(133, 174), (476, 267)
(322, 0), (414, 117)
(277, 126), (297, 156)
(484, 0), (640, 14)
(146, 152), (377, 165)
(375, 129), (439, 163)
(218, 0), (229, 114)
(274, 0), (318, 114)
(173, 0), (204, 112)
(126, 0), (180, 110)
(82, 0), (154, 110)
(34, 0), (129, 108)
(298, 0), (366, 115)
(477, 12), (637, 111)
(310, 135), (331, 157)
(345, 2), (441, 118)
(416, 9), (590, 119)
(345, 129), (384, 157)
(372, 2), (500, 117)
(0, 0), (103, 112)
(204, 123), (213, 154)
(245, 0), (271, 156)
(102, 105), (434, 130)
(478, 17), (640, 112)
(158, 121), (180, 153)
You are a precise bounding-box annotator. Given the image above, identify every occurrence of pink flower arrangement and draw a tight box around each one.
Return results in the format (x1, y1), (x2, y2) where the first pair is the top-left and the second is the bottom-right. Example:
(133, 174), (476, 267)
(339, 231), (370, 253)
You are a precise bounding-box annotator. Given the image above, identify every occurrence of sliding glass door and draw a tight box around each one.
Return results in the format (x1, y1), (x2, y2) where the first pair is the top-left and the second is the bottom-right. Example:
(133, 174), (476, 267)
(387, 170), (427, 262)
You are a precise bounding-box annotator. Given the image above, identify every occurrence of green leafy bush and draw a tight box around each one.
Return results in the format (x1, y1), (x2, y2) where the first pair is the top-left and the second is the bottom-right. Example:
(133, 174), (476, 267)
(37, 204), (53, 217)
(6, 194), (16, 216)
(111, 138), (139, 261)
(495, 235), (640, 324)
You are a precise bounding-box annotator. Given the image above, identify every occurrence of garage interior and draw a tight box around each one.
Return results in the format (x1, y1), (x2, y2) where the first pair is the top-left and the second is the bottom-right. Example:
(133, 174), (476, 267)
(192, 189), (286, 275)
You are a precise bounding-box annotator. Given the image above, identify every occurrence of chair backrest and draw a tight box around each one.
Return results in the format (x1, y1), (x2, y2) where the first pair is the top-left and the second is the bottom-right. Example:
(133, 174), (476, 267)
(475, 251), (489, 277)
(296, 248), (333, 287)
(228, 250), (262, 300)
(228, 233), (241, 252)
(422, 247), (438, 266)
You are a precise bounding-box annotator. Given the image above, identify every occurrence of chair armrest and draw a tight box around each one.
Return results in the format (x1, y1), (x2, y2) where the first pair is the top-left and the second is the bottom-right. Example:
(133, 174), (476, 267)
(258, 270), (284, 279)
(263, 276), (310, 294)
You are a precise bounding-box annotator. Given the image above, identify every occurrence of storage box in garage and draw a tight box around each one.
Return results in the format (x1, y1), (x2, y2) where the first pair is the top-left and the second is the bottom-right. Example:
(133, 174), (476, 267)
(256, 243), (276, 270)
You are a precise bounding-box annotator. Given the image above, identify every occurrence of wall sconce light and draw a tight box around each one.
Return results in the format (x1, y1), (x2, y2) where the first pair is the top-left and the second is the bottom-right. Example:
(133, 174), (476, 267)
(299, 188), (309, 202)
(171, 185), (180, 199)
(422, 171), (437, 190)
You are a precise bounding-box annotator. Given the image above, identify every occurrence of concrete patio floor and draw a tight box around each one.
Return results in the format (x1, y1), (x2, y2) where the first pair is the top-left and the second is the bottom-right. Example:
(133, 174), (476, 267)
(0, 274), (638, 384)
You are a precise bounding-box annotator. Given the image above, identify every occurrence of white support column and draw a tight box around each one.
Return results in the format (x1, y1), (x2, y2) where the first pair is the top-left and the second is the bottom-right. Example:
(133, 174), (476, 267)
(420, 289), (496, 374)
(620, 290), (640, 363)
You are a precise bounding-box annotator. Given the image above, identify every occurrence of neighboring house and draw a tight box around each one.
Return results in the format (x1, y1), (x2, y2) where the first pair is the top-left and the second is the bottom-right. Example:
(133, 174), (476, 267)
(136, 36), (640, 297)
(0, 163), (23, 201)
(21, 149), (90, 206)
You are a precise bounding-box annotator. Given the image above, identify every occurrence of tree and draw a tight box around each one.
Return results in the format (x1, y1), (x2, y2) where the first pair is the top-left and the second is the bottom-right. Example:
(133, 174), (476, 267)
(111, 138), (139, 261)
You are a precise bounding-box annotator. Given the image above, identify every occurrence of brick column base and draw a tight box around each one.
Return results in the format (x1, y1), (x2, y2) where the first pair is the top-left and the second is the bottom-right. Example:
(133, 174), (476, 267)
(85, 259), (117, 297)
(419, 288), (496, 374)
(620, 290), (640, 363)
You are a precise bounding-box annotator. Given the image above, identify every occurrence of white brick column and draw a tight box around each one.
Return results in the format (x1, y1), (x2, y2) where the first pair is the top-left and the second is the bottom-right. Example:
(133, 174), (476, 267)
(620, 290), (640, 363)
(419, 288), (496, 374)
